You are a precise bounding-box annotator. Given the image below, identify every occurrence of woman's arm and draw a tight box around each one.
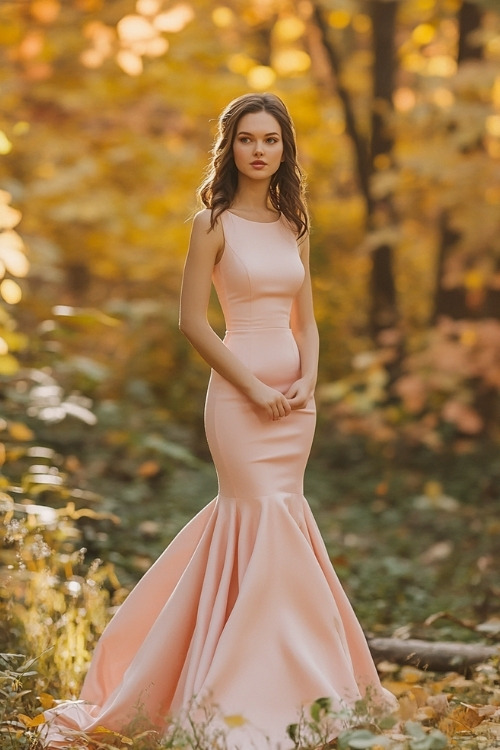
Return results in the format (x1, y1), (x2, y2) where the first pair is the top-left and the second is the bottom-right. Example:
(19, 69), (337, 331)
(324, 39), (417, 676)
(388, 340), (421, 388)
(285, 233), (319, 410)
(179, 210), (292, 421)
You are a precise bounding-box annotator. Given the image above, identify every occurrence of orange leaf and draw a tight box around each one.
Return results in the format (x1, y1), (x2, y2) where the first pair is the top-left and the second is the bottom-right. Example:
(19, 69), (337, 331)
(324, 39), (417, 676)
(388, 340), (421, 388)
(451, 704), (486, 728)
(439, 704), (484, 736)
(18, 713), (46, 727)
(39, 692), (56, 710)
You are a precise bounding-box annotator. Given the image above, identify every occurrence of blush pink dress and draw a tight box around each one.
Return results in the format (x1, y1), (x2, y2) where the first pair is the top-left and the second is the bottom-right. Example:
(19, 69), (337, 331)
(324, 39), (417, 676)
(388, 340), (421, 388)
(41, 212), (395, 748)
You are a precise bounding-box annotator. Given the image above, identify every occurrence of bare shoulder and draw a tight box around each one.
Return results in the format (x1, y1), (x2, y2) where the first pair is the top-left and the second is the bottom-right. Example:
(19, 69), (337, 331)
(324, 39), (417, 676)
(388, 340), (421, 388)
(188, 208), (225, 263)
(192, 208), (213, 232)
(192, 209), (224, 240)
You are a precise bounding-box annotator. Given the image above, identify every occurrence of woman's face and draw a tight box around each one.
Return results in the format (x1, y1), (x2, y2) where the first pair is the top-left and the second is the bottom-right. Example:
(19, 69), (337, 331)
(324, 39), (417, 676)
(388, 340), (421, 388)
(232, 110), (284, 181)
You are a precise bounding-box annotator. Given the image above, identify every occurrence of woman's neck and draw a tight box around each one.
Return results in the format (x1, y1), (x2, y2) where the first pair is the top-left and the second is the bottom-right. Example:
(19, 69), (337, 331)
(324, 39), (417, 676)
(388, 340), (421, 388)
(231, 178), (276, 219)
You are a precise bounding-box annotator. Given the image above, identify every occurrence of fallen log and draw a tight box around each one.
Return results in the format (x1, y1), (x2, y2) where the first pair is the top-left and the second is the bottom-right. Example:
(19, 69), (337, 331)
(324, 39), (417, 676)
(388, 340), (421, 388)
(368, 637), (498, 673)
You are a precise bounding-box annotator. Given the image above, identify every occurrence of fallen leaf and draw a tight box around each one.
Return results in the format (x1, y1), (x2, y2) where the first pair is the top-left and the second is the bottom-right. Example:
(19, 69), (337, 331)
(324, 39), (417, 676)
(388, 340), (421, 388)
(399, 694), (418, 721)
(460, 702), (497, 718)
(95, 725), (133, 744)
(409, 686), (430, 707)
(18, 713), (46, 727)
(383, 680), (415, 697)
(439, 704), (484, 736)
(400, 666), (426, 684)
(39, 692), (56, 710)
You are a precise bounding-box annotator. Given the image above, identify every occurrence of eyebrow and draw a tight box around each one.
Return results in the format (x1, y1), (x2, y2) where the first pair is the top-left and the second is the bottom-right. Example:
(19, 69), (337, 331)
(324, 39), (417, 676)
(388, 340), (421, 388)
(237, 130), (281, 136)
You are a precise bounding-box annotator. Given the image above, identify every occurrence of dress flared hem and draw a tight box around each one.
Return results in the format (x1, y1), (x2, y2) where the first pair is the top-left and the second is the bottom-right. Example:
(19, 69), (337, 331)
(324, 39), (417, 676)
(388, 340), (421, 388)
(40, 493), (396, 749)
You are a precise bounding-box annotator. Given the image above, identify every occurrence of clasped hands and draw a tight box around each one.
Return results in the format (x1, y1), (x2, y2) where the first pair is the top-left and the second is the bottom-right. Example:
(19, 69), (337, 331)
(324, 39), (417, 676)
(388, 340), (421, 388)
(248, 378), (313, 421)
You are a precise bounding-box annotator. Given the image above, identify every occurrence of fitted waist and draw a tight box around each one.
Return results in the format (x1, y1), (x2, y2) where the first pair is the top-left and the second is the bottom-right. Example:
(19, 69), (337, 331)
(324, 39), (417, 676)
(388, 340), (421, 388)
(225, 326), (292, 333)
(219, 327), (300, 387)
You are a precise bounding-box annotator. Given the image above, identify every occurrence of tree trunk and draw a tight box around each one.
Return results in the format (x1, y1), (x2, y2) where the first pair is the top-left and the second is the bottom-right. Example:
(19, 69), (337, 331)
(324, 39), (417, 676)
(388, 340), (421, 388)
(431, 212), (464, 323)
(310, 4), (371, 209)
(432, 1), (484, 322)
(368, 0), (399, 340)
(458, 1), (483, 61)
(368, 637), (498, 673)
(370, 1), (398, 161)
(310, 2), (400, 341)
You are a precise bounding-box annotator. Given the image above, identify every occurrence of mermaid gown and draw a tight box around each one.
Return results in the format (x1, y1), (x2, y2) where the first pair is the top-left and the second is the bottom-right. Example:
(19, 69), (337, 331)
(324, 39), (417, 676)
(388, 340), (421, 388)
(41, 212), (395, 748)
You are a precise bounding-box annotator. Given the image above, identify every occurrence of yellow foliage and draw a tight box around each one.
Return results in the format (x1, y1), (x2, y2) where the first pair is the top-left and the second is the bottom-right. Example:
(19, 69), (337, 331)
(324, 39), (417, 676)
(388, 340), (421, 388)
(0, 352), (19, 375)
(273, 17), (305, 43)
(0, 278), (22, 304)
(212, 7), (235, 30)
(412, 23), (436, 46)
(273, 49), (311, 76)
(8, 421), (35, 441)
(0, 0), (498, 443)
(0, 193), (21, 230)
(329, 10), (351, 30)
(0, 130), (13, 155)
(247, 65), (276, 89)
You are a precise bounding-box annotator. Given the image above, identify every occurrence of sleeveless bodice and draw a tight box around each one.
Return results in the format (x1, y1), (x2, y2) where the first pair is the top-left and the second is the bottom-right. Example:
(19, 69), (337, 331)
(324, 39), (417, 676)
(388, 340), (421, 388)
(213, 212), (304, 331)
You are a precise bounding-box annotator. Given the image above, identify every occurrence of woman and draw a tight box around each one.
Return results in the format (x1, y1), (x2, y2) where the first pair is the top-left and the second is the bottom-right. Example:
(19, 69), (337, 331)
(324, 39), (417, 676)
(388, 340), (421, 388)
(41, 93), (395, 749)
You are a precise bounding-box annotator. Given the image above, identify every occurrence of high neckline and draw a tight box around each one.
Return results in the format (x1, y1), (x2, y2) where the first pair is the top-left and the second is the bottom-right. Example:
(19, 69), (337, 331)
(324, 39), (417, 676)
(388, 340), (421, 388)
(226, 211), (281, 225)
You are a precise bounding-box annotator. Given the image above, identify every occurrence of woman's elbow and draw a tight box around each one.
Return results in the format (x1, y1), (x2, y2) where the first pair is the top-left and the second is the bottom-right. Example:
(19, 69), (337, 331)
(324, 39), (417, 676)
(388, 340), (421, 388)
(179, 315), (204, 343)
(179, 317), (193, 339)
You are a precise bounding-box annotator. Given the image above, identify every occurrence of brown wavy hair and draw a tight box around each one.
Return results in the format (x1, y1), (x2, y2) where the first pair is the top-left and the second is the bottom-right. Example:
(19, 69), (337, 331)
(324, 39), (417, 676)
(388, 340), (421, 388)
(198, 93), (309, 238)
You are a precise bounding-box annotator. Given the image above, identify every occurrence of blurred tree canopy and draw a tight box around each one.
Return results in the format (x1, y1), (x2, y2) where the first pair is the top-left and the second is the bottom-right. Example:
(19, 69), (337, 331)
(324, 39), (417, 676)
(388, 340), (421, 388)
(1, 0), (500, 450)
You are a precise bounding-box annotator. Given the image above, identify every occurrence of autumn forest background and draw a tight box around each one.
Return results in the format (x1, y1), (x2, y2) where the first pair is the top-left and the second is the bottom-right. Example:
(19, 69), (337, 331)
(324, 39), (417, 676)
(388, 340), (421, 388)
(0, 0), (499, 747)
